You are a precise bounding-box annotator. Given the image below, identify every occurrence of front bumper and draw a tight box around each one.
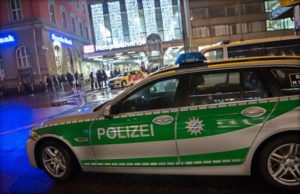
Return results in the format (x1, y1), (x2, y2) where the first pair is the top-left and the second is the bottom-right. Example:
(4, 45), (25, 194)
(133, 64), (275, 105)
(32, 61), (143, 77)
(26, 138), (38, 168)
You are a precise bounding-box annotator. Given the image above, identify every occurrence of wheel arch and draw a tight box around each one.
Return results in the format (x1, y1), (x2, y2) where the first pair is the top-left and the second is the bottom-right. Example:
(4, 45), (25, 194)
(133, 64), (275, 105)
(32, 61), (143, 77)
(34, 136), (81, 170)
(250, 130), (300, 175)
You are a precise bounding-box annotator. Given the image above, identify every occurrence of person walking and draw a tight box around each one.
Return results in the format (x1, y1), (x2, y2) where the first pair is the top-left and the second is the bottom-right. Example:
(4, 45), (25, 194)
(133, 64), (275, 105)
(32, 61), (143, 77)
(52, 75), (59, 92)
(57, 74), (62, 90)
(96, 70), (102, 89)
(74, 71), (79, 88)
(46, 75), (53, 93)
(61, 74), (66, 91)
(89, 72), (94, 91)
(66, 72), (74, 91)
(101, 69), (107, 88)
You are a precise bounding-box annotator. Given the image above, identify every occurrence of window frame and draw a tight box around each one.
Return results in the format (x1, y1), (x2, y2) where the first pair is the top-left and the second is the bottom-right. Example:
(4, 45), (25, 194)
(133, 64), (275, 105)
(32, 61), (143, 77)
(60, 6), (67, 29)
(264, 66), (300, 96)
(183, 67), (274, 107)
(48, 0), (56, 24)
(16, 46), (31, 69)
(8, 0), (23, 21)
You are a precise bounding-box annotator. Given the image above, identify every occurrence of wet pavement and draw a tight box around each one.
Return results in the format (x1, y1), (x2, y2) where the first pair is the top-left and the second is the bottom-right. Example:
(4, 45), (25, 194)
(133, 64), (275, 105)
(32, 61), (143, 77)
(0, 87), (297, 194)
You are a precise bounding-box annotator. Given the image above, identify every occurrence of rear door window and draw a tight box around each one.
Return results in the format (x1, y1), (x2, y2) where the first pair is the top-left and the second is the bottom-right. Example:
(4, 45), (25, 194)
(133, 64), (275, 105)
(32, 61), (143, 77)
(242, 70), (271, 100)
(270, 67), (300, 95)
(188, 71), (241, 105)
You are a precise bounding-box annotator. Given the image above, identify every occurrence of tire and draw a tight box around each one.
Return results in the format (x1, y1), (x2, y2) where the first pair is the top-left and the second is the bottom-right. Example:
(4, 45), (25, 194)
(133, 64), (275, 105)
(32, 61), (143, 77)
(121, 80), (127, 88)
(258, 135), (300, 190)
(38, 140), (78, 181)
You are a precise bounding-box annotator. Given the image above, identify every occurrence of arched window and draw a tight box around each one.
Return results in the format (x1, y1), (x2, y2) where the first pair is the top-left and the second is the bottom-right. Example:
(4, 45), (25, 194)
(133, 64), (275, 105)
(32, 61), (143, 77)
(16, 46), (31, 69)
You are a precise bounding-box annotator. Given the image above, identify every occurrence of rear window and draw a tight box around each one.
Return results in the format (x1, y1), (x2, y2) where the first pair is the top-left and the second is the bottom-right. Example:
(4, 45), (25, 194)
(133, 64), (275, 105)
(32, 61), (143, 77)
(270, 67), (300, 95)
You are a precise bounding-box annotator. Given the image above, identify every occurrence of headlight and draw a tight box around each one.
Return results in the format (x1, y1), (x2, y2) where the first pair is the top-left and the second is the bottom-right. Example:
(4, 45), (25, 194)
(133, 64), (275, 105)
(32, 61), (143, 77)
(29, 130), (39, 140)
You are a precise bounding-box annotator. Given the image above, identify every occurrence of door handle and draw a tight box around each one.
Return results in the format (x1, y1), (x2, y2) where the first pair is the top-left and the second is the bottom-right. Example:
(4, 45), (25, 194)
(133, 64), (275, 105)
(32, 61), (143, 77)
(241, 107), (266, 117)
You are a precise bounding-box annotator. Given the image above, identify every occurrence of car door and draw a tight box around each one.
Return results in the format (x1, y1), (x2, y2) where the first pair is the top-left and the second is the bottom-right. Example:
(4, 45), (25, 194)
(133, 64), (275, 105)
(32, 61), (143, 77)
(88, 76), (184, 168)
(176, 68), (276, 166)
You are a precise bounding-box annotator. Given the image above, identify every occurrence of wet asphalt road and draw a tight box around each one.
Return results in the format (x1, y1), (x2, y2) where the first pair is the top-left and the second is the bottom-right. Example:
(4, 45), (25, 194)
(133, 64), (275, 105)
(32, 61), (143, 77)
(0, 89), (296, 194)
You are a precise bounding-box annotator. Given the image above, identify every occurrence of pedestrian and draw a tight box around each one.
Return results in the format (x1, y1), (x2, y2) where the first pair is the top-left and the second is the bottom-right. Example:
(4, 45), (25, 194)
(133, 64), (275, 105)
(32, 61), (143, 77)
(96, 70), (102, 89)
(57, 74), (62, 90)
(110, 70), (114, 78)
(52, 75), (59, 92)
(74, 71), (79, 87)
(61, 74), (66, 91)
(101, 69), (107, 87)
(46, 75), (53, 93)
(66, 72), (74, 90)
(114, 68), (118, 77)
(89, 72), (94, 91)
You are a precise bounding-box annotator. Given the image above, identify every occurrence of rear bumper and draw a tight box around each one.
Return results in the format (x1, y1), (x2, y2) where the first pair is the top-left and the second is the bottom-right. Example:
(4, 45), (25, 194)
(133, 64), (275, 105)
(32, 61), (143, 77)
(26, 138), (38, 168)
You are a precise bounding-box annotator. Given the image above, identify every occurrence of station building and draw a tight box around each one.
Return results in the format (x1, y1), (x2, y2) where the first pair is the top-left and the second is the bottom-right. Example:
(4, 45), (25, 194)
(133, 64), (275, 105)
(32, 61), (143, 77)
(0, 0), (92, 95)
(85, 0), (184, 74)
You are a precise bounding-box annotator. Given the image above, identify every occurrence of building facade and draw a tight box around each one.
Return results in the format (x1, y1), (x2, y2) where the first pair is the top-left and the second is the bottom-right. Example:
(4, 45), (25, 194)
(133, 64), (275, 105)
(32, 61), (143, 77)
(187, 0), (296, 49)
(0, 0), (92, 95)
(85, 0), (183, 73)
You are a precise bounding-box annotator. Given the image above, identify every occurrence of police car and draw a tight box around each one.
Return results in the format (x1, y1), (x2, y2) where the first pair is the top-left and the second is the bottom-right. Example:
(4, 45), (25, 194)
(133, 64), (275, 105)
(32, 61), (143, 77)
(27, 53), (300, 189)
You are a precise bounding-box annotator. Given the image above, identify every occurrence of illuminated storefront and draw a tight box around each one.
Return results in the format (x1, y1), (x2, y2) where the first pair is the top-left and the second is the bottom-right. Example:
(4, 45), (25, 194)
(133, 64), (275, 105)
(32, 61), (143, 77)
(87, 0), (183, 72)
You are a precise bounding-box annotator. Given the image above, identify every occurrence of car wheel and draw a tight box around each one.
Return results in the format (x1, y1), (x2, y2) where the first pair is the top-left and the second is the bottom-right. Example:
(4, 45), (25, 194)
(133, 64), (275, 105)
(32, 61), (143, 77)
(121, 80), (127, 88)
(38, 140), (77, 181)
(258, 135), (300, 189)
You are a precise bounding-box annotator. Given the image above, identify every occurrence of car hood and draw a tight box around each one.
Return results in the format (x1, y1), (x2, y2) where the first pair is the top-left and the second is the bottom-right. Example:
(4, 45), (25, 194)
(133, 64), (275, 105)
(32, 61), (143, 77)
(38, 102), (102, 127)
(43, 112), (98, 126)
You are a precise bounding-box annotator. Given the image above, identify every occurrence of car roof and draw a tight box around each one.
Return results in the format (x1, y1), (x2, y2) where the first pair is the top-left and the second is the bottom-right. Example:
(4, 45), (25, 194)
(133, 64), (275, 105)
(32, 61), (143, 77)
(151, 56), (300, 78)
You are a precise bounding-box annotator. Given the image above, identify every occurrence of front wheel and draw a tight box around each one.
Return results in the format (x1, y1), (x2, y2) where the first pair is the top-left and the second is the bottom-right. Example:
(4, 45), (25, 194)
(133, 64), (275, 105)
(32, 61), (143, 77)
(258, 135), (300, 190)
(121, 80), (127, 88)
(38, 140), (77, 181)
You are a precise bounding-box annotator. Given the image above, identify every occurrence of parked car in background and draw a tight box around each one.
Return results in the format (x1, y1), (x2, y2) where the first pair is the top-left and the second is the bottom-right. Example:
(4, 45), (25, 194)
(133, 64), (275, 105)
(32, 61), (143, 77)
(108, 70), (147, 89)
(27, 53), (300, 190)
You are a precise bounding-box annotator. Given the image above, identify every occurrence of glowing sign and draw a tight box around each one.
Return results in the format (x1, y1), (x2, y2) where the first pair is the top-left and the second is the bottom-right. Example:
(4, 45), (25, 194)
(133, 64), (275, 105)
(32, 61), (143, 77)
(51, 33), (73, 45)
(0, 35), (15, 44)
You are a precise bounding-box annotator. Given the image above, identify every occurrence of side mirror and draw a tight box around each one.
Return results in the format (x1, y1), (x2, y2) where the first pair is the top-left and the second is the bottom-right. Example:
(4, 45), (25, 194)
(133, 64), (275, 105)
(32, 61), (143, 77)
(102, 105), (113, 119)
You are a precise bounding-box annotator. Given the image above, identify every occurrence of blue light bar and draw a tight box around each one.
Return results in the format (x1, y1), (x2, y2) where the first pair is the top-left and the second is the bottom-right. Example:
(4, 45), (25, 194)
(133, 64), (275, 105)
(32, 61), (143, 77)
(175, 52), (206, 66)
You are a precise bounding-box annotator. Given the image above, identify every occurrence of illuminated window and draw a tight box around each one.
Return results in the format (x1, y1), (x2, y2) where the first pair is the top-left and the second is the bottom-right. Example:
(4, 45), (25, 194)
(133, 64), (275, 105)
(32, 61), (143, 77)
(264, 0), (279, 12)
(143, 0), (158, 35)
(266, 18), (294, 31)
(49, 0), (56, 24)
(8, 0), (23, 21)
(60, 6), (67, 28)
(16, 46), (31, 69)
(108, 1), (124, 45)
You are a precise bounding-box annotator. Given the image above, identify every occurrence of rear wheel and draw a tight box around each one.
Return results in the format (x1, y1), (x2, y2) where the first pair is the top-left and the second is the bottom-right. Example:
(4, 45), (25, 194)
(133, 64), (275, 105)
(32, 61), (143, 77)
(258, 135), (300, 189)
(38, 140), (77, 181)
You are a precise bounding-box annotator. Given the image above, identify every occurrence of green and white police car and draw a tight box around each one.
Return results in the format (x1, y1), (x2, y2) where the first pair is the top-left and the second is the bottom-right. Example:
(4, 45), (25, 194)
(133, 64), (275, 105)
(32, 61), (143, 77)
(27, 55), (300, 189)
